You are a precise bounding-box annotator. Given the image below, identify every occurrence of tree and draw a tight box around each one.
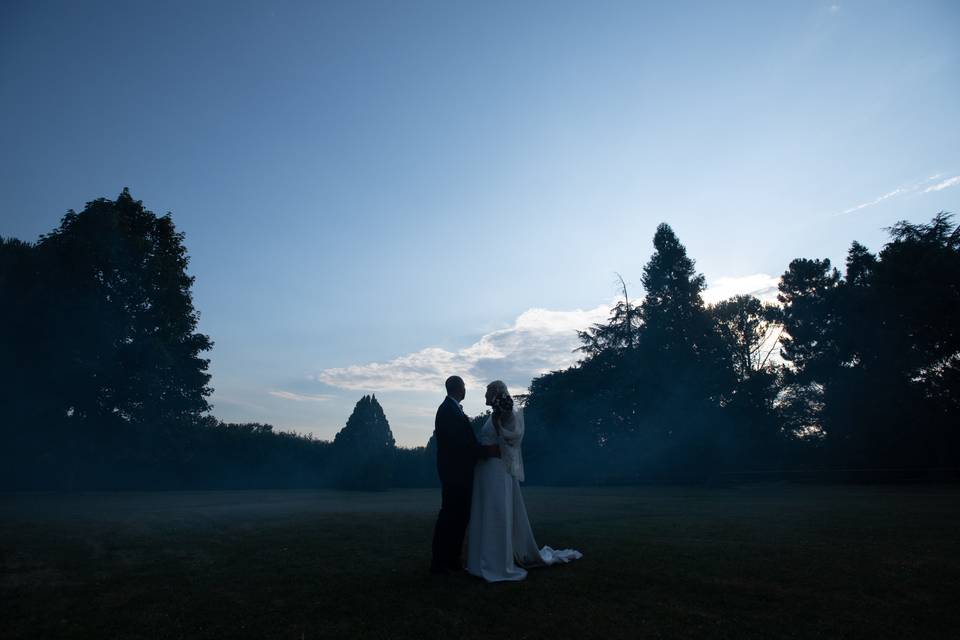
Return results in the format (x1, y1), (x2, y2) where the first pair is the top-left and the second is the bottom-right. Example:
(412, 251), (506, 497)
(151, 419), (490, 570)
(0, 237), (44, 417)
(37, 188), (213, 427)
(576, 273), (641, 359)
(1, 190), (213, 488)
(525, 223), (736, 483)
(640, 225), (707, 333)
(876, 213), (960, 385)
(711, 295), (783, 382)
(777, 214), (960, 467)
(777, 258), (842, 382)
(864, 213), (960, 466)
(638, 225), (731, 393)
(711, 295), (786, 465)
(332, 395), (396, 489)
(631, 223), (734, 475)
(0, 237), (56, 487)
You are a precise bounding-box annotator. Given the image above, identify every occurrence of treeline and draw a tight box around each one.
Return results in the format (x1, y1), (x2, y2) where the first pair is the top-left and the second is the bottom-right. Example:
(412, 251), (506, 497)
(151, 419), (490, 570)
(1, 190), (958, 489)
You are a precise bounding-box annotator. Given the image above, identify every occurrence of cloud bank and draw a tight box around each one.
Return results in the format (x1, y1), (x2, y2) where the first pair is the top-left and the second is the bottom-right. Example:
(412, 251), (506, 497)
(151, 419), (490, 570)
(317, 305), (610, 394)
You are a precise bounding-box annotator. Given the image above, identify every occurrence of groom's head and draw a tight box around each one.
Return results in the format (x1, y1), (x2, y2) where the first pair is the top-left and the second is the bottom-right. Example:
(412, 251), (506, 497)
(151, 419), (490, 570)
(445, 375), (466, 402)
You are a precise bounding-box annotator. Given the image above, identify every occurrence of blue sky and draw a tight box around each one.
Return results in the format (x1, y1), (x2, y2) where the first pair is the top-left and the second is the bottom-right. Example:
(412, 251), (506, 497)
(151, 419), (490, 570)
(2, 0), (958, 446)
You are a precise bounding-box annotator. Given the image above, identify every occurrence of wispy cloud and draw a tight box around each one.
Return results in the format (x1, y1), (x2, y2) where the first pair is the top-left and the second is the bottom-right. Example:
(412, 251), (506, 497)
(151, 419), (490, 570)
(835, 172), (957, 217)
(317, 275), (780, 394)
(268, 390), (335, 402)
(211, 395), (270, 413)
(839, 188), (905, 215)
(924, 175), (960, 193)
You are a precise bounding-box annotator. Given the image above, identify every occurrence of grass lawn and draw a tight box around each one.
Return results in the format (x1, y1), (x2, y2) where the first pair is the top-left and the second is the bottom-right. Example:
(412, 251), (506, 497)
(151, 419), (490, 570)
(2, 484), (959, 639)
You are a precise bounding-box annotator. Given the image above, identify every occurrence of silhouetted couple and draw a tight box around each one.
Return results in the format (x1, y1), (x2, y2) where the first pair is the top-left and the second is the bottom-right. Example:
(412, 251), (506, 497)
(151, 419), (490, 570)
(430, 375), (581, 582)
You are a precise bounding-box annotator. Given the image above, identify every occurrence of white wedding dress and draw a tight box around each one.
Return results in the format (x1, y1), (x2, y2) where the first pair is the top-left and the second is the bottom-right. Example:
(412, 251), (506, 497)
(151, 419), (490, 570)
(466, 408), (582, 582)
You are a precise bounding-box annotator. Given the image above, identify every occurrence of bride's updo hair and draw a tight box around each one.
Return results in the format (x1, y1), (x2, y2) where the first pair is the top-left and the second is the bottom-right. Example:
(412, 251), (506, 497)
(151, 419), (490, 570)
(487, 380), (513, 413)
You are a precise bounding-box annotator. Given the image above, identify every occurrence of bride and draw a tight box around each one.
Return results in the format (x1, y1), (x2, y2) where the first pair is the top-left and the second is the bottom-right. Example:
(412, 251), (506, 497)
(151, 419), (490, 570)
(466, 380), (582, 582)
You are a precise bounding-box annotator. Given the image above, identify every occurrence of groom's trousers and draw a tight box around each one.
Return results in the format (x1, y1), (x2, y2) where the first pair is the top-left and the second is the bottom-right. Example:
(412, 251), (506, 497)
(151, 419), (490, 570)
(432, 481), (472, 570)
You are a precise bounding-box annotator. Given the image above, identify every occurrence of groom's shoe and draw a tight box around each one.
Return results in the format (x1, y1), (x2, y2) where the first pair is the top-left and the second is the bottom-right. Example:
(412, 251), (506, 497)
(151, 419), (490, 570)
(430, 562), (450, 576)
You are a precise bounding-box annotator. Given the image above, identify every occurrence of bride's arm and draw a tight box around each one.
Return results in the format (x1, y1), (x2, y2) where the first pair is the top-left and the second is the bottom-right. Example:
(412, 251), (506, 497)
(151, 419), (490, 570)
(498, 408), (524, 445)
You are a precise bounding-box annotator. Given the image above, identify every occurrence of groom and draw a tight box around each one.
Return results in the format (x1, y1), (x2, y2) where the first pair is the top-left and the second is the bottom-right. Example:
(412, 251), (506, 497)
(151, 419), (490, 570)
(430, 375), (499, 575)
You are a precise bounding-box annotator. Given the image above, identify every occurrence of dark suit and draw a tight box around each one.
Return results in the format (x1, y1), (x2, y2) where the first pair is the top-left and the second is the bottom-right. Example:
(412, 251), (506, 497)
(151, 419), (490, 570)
(431, 396), (486, 571)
